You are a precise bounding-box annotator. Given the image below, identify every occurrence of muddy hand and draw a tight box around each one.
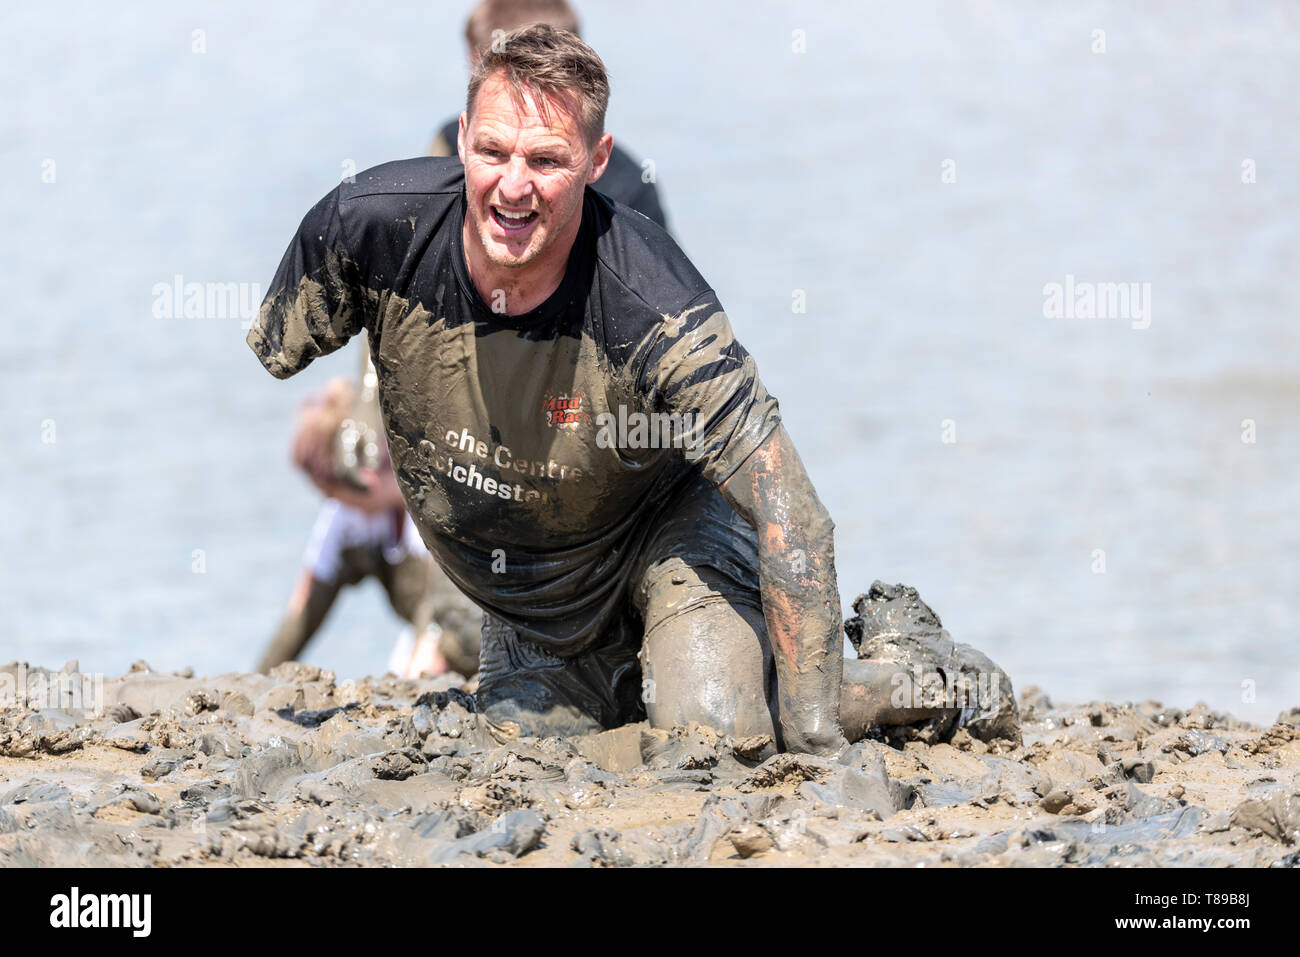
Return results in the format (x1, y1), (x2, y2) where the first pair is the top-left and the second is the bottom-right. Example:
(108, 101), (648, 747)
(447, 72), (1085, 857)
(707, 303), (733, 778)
(782, 715), (850, 758)
(779, 651), (850, 756)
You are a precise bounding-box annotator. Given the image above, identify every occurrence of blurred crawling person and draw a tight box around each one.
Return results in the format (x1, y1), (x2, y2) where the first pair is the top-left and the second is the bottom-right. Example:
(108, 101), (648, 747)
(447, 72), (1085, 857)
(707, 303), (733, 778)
(255, 355), (481, 678)
(429, 0), (668, 231)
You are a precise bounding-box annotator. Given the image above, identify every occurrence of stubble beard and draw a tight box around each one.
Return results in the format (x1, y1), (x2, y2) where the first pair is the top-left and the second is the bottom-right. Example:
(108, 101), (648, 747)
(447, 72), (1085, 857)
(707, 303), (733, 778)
(485, 235), (541, 269)
(471, 198), (547, 269)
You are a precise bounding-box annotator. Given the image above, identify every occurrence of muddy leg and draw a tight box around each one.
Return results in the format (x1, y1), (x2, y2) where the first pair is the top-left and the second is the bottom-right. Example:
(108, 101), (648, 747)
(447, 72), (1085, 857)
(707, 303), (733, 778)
(643, 605), (965, 745)
(637, 558), (1013, 745)
(637, 565), (963, 746)
(430, 563), (482, 678)
(640, 598), (779, 742)
(379, 554), (433, 626)
(417, 560), (483, 678)
(839, 659), (960, 741)
(256, 573), (341, 674)
(438, 625), (482, 680)
(477, 614), (641, 740)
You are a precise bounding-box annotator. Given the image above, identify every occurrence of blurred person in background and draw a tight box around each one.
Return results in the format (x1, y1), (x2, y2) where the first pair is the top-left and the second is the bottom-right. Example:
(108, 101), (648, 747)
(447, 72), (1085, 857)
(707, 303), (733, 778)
(255, 347), (481, 678)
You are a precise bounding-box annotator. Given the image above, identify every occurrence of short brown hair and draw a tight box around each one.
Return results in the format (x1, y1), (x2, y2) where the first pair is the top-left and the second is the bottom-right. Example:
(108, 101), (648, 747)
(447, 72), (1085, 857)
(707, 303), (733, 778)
(465, 22), (608, 151)
(465, 0), (581, 57)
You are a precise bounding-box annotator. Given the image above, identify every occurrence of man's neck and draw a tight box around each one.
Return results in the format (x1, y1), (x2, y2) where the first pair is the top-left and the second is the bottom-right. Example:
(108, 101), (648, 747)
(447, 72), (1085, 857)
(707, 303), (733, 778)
(461, 207), (583, 317)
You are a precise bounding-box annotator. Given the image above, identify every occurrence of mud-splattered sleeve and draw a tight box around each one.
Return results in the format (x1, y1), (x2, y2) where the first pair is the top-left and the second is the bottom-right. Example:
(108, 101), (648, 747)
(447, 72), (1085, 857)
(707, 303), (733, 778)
(637, 292), (782, 485)
(246, 186), (366, 379)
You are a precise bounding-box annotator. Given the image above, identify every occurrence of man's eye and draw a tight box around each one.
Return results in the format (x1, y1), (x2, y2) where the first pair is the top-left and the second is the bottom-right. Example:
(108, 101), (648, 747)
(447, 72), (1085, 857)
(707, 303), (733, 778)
(482, 148), (502, 159)
(534, 157), (557, 168)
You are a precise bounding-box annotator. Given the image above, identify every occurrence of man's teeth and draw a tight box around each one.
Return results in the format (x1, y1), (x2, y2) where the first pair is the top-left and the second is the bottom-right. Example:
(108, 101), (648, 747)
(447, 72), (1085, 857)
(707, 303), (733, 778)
(496, 208), (534, 221)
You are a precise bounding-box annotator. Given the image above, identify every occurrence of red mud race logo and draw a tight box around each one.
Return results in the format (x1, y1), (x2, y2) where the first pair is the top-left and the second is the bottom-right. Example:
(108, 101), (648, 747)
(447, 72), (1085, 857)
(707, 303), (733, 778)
(542, 391), (590, 429)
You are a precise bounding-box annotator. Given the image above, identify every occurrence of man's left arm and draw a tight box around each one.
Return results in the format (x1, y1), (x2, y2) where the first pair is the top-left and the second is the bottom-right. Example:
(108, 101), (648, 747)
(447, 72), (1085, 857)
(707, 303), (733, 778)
(640, 298), (847, 754)
(719, 423), (848, 756)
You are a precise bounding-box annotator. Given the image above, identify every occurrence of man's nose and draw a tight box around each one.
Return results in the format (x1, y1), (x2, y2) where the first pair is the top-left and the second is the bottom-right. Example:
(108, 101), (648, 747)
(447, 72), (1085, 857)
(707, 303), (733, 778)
(497, 156), (534, 204)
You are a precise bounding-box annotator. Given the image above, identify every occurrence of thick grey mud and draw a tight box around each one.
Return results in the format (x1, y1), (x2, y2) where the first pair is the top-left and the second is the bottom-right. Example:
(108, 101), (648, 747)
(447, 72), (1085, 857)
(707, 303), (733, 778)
(844, 581), (1022, 745)
(1, 656), (1297, 866)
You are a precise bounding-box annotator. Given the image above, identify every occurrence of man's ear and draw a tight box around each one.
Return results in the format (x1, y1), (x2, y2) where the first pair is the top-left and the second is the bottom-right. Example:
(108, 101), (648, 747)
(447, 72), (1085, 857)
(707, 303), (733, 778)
(457, 111), (468, 165)
(586, 132), (614, 184)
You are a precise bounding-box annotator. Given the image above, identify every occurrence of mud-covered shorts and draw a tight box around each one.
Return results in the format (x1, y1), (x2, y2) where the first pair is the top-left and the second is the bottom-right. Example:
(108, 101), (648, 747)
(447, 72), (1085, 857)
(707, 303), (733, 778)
(477, 473), (764, 738)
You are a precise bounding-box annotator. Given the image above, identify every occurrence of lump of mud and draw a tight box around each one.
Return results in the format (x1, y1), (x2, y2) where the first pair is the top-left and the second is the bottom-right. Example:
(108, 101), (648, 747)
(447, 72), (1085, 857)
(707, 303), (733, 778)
(726, 824), (773, 859)
(740, 752), (833, 791)
(140, 753), (184, 780)
(1231, 790), (1300, 845)
(641, 724), (719, 772)
(426, 808), (546, 864)
(800, 762), (908, 820)
(572, 793), (763, 867)
(371, 748), (428, 781)
(573, 725), (644, 773)
(844, 581), (1020, 745)
(104, 719), (151, 752)
(0, 781), (71, 806)
(572, 826), (680, 867)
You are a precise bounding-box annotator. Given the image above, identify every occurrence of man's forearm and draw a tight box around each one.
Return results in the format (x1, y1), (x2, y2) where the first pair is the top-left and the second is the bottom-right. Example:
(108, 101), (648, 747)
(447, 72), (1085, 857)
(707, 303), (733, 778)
(721, 424), (846, 754)
(756, 504), (844, 754)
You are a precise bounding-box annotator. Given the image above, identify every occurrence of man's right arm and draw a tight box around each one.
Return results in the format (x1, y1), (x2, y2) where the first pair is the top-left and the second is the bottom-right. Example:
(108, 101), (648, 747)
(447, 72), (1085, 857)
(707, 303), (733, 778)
(247, 185), (366, 379)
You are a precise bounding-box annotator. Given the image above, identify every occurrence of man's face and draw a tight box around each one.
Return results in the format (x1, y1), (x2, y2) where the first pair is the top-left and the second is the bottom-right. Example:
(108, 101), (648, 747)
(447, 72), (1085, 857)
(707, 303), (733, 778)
(459, 71), (610, 270)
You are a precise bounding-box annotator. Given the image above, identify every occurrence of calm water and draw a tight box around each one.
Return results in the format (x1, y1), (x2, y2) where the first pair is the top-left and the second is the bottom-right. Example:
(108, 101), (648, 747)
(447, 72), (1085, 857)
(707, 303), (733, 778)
(3, 1), (1297, 723)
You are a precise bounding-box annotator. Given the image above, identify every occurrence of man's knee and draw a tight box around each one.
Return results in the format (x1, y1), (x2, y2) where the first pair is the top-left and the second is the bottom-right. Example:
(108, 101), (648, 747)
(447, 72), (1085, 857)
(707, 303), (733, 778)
(477, 613), (637, 738)
(640, 598), (776, 740)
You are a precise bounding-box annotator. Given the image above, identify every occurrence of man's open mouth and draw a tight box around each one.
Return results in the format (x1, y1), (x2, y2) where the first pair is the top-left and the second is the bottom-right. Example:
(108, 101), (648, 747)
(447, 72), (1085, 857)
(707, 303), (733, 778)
(490, 205), (538, 232)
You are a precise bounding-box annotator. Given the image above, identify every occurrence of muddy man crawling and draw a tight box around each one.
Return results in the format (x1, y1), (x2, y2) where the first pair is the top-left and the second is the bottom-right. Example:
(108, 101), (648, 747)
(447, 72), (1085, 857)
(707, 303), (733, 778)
(248, 25), (1017, 755)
